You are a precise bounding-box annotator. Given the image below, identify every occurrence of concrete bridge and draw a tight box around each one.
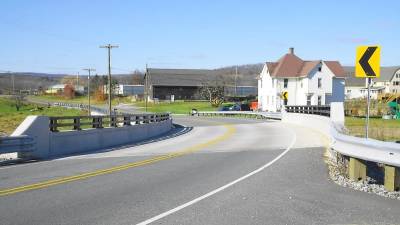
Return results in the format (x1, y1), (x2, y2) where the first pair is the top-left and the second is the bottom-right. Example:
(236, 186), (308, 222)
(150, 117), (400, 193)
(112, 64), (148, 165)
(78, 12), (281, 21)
(0, 104), (399, 225)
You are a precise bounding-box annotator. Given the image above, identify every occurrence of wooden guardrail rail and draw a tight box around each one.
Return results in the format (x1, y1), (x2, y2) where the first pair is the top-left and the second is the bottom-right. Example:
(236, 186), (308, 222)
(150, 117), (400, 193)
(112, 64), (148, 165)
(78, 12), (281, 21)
(49, 113), (170, 132)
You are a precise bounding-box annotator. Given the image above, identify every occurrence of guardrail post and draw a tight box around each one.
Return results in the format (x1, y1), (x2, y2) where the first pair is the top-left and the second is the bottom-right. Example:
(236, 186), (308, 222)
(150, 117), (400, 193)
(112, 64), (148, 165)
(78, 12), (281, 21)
(73, 118), (81, 130)
(92, 117), (98, 128)
(348, 157), (367, 181)
(384, 165), (400, 192)
(110, 116), (117, 127)
(135, 116), (140, 124)
(50, 118), (58, 132)
(98, 117), (103, 128)
(123, 116), (131, 126)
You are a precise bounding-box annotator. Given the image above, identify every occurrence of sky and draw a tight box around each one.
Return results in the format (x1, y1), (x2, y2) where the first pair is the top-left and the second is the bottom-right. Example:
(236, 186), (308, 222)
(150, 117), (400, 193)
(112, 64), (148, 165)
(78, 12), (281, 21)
(0, 0), (399, 74)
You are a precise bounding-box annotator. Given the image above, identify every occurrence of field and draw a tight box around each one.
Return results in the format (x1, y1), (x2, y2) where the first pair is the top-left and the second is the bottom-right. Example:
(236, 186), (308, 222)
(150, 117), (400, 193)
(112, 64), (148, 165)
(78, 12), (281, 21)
(0, 97), (85, 135)
(29, 95), (132, 106)
(345, 116), (400, 142)
(134, 101), (219, 114)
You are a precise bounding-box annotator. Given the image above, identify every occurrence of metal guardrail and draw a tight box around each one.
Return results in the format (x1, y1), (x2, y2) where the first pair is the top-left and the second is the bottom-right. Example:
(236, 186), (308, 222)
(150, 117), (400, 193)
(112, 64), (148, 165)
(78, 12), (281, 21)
(285, 105), (330, 117)
(0, 135), (35, 154)
(49, 113), (171, 132)
(194, 111), (282, 120)
(53, 102), (109, 114)
(331, 123), (400, 167)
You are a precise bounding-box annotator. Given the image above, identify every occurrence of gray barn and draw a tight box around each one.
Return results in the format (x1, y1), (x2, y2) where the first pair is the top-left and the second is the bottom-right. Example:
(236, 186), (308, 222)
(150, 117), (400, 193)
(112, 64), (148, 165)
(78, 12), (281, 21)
(145, 68), (257, 100)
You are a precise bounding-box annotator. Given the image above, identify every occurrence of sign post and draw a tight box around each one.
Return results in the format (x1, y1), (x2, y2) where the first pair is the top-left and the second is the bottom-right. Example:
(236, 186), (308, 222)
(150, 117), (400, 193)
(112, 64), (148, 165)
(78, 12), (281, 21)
(355, 46), (380, 139)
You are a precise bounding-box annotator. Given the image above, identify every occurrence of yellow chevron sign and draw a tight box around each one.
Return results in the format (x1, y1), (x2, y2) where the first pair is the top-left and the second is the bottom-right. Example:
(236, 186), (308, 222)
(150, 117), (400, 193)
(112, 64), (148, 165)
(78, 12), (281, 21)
(282, 91), (288, 100)
(355, 46), (380, 78)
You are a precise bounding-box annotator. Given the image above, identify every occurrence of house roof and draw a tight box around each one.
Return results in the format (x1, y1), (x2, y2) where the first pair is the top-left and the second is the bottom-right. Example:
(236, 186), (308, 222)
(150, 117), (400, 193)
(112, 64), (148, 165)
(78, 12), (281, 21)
(324, 61), (346, 78)
(265, 49), (345, 78)
(343, 66), (365, 87)
(343, 66), (400, 87)
(146, 68), (257, 87)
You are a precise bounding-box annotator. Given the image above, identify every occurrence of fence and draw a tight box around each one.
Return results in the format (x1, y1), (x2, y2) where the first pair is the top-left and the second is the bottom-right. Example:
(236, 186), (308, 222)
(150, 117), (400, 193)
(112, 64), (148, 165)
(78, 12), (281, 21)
(194, 111), (282, 120)
(49, 113), (170, 132)
(53, 102), (109, 115)
(285, 105), (330, 117)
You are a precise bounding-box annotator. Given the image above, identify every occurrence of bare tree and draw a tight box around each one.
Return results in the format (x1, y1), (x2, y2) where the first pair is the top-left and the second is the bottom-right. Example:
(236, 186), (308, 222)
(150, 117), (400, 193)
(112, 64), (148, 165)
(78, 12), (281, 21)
(13, 94), (25, 111)
(199, 74), (233, 107)
(64, 84), (75, 99)
(132, 70), (144, 85)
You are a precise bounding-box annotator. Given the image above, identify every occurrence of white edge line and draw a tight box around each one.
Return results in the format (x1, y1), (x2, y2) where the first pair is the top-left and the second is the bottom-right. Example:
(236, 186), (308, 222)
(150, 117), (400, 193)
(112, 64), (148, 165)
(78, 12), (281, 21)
(136, 129), (297, 225)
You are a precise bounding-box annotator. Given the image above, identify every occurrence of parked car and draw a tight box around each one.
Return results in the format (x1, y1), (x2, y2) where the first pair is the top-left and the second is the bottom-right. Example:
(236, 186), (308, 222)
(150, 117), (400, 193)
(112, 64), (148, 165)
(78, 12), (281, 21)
(218, 105), (231, 111)
(228, 104), (241, 111)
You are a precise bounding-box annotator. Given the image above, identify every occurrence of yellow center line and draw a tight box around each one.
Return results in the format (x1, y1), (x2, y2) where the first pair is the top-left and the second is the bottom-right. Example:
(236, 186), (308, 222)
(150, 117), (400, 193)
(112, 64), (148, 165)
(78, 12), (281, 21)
(0, 124), (236, 197)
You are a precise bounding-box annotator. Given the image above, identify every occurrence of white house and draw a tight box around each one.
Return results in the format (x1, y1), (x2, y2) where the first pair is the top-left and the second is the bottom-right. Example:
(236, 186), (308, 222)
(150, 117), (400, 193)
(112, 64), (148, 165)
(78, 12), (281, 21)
(45, 84), (85, 94)
(258, 48), (346, 112)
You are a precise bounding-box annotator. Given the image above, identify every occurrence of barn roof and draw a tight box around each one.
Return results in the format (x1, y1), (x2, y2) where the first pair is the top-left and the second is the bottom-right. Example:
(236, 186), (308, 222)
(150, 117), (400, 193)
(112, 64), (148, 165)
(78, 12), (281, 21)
(146, 68), (257, 87)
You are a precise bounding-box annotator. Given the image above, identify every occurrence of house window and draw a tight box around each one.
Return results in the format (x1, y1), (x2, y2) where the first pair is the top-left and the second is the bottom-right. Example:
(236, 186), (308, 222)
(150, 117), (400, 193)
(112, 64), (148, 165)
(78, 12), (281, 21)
(318, 96), (322, 105)
(272, 79), (274, 88)
(307, 95), (311, 106)
(318, 78), (322, 88)
(300, 80), (303, 88)
(347, 90), (351, 93)
(318, 66), (322, 72)
(284, 79), (288, 88)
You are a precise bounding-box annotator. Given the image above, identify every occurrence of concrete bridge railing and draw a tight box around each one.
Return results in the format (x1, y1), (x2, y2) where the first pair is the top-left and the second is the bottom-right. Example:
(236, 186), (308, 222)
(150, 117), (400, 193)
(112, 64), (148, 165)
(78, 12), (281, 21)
(1, 113), (173, 160)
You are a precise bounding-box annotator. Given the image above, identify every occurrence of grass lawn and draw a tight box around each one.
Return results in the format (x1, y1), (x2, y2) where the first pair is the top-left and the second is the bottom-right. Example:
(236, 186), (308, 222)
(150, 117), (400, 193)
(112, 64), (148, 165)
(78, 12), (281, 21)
(29, 95), (131, 106)
(345, 116), (400, 142)
(134, 101), (219, 114)
(0, 97), (86, 135)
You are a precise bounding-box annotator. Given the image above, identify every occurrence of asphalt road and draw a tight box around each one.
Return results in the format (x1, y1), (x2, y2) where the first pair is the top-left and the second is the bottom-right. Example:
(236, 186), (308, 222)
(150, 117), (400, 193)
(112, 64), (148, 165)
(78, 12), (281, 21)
(1, 116), (399, 225)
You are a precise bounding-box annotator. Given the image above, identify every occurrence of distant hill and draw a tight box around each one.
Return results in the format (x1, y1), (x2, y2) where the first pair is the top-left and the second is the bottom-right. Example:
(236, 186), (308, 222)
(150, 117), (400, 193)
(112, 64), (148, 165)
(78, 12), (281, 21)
(214, 63), (264, 76)
(0, 64), (264, 94)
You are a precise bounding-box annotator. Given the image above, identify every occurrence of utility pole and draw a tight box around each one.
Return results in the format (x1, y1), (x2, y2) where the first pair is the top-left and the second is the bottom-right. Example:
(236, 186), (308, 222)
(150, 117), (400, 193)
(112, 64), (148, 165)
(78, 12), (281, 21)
(145, 63), (148, 112)
(76, 72), (79, 89)
(6, 71), (15, 95)
(235, 66), (238, 97)
(83, 68), (96, 116)
(100, 44), (119, 119)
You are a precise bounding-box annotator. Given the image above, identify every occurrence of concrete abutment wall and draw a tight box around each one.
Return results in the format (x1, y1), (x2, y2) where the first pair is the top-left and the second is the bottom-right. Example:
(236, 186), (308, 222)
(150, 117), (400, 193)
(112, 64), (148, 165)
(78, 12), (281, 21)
(11, 115), (173, 159)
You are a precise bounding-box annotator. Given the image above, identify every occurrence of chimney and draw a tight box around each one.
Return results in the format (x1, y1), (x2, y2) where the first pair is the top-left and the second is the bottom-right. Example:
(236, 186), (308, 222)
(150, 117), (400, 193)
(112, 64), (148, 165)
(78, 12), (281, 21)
(289, 47), (294, 54)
